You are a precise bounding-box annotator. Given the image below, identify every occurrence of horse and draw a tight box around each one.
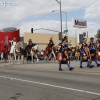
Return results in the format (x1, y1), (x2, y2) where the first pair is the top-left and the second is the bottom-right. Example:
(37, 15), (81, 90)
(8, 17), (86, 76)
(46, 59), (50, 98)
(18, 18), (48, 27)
(30, 44), (40, 63)
(8, 41), (24, 65)
(25, 44), (40, 63)
(44, 43), (57, 62)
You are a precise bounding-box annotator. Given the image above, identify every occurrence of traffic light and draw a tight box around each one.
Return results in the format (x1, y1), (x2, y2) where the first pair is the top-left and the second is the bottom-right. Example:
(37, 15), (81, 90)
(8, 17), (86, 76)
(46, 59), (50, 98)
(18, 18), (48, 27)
(31, 28), (33, 33)
(64, 36), (66, 39)
(58, 32), (62, 40)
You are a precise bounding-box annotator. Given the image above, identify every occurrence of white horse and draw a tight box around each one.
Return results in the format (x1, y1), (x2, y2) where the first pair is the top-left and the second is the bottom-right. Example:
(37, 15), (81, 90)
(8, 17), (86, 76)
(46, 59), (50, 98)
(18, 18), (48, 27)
(30, 44), (40, 63)
(8, 41), (24, 65)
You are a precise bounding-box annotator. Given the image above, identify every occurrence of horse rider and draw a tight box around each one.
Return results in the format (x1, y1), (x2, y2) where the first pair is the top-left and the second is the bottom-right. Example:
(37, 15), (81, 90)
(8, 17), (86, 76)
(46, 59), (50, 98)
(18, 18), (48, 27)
(47, 37), (55, 59)
(79, 38), (94, 68)
(26, 39), (34, 62)
(27, 39), (33, 45)
(88, 37), (100, 67)
(9, 37), (17, 54)
(57, 38), (74, 71)
(48, 37), (55, 47)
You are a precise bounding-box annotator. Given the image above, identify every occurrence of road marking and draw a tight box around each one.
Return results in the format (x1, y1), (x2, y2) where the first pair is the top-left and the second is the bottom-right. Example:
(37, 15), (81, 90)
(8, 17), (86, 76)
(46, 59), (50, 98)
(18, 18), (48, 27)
(0, 76), (100, 96)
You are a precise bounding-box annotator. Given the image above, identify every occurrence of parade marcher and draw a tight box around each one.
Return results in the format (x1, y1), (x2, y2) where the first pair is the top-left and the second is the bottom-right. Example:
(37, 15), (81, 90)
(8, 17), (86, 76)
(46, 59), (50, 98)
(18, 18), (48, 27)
(79, 38), (94, 68)
(57, 38), (74, 71)
(88, 37), (100, 67)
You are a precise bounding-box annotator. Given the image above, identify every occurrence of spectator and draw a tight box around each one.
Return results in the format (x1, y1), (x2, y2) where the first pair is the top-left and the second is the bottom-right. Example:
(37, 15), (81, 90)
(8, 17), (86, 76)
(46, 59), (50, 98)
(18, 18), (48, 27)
(75, 49), (80, 61)
(71, 47), (75, 61)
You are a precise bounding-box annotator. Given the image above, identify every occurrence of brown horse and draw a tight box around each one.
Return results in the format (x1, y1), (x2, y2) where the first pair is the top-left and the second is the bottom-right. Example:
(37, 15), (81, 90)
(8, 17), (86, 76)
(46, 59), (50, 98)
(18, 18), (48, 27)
(44, 40), (55, 62)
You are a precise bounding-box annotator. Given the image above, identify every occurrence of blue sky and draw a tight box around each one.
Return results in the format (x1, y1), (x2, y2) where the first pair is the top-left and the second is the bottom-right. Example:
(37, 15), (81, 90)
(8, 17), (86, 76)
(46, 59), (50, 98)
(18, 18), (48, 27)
(0, 0), (100, 37)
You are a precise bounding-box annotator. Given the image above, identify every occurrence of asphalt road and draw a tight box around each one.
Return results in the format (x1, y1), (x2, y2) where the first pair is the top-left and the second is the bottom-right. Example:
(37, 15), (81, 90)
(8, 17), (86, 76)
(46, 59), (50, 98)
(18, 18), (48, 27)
(0, 61), (100, 100)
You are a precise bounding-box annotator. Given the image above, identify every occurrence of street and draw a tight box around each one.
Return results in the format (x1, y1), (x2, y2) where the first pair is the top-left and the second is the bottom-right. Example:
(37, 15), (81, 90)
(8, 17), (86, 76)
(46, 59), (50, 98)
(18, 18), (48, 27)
(0, 61), (100, 100)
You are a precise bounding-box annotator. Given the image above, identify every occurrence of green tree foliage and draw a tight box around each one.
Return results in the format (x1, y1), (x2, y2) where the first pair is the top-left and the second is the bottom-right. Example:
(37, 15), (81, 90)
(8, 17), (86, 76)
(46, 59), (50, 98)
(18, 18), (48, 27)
(83, 32), (86, 37)
(95, 29), (100, 38)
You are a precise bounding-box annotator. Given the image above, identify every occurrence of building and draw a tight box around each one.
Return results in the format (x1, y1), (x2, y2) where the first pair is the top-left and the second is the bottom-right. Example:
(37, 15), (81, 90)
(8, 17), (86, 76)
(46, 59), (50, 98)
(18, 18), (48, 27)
(0, 27), (20, 51)
(24, 32), (97, 50)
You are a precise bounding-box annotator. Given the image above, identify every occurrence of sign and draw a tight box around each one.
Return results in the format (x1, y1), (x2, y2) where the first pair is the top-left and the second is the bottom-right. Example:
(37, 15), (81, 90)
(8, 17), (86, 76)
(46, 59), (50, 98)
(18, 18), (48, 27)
(72, 18), (87, 28)
(64, 30), (68, 33)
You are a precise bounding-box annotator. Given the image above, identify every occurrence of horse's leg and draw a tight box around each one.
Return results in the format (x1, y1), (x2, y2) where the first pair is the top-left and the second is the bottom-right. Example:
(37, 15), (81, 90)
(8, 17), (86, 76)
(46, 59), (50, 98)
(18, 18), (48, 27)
(10, 54), (13, 65)
(45, 54), (48, 62)
(8, 55), (11, 65)
(27, 53), (29, 63)
(13, 49), (16, 64)
(9, 54), (12, 65)
(18, 55), (20, 65)
(21, 55), (24, 64)
(31, 53), (33, 63)
(45, 55), (49, 63)
(52, 50), (56, 61)
(35, 54), (39, 63)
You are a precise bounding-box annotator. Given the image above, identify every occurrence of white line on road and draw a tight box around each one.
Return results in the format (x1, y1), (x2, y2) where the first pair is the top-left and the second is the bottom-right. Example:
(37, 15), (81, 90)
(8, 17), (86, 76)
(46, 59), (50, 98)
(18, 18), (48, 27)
(0, 75), (100, 96)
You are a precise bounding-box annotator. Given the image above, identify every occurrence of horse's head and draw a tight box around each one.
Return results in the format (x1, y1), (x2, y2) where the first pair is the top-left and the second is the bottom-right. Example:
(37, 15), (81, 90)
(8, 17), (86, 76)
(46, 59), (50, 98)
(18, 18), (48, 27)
(53, 44), (58, 50)
(16, 42), (23, 49)
(32, 44), (40, 51)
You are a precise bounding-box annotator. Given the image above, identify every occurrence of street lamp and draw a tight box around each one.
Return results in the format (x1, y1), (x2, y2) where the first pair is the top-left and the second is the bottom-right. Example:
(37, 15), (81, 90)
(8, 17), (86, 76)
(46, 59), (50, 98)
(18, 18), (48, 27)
(55, 0), (62, 41)
(52, 10), (68, 41)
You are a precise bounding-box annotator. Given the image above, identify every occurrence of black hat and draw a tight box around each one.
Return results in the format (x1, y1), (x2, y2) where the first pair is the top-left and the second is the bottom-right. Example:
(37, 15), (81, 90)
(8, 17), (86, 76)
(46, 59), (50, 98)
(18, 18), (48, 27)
(90, 37), (94, 40)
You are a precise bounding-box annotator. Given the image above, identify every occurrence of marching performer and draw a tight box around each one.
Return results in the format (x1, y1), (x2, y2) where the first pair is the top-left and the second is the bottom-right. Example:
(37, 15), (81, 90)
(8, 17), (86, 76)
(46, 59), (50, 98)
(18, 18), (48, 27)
(79, 38), (94, 68)
(57, 38), (74, 71)
(88, 37), (100, 67)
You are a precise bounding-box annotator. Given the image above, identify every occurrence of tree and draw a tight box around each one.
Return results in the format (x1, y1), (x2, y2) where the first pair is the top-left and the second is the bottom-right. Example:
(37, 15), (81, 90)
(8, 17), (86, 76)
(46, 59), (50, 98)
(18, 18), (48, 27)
(95, 29), (100, 38)
(83, 32), (86, 37)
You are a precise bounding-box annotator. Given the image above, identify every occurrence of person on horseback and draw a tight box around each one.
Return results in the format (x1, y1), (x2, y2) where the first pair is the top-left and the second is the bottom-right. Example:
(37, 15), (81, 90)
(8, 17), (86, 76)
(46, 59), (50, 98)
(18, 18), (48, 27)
(26, 39), (34, 62)
(27, 39), (33, 46)
(79, 38), (94, 68)
(48, 37), (54, 48)
(58, 38), (74, 71)
(45, 37), (55, 61)
(88, 37), (100, 67)
(9, 37), (17, 54)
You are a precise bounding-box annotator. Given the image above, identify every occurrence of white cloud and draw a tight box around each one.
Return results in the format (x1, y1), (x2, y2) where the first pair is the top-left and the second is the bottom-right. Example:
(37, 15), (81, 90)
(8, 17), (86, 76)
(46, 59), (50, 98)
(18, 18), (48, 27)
(0, 0), (98, 23)
(0, 0), (100, 38)
(84, 0), (100, 19)
(18, 20), (99, 38)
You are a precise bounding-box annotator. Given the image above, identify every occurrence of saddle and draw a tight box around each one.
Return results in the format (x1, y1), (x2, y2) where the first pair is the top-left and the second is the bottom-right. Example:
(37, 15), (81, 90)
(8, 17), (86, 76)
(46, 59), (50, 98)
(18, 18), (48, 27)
(15, 49), (21, 55)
